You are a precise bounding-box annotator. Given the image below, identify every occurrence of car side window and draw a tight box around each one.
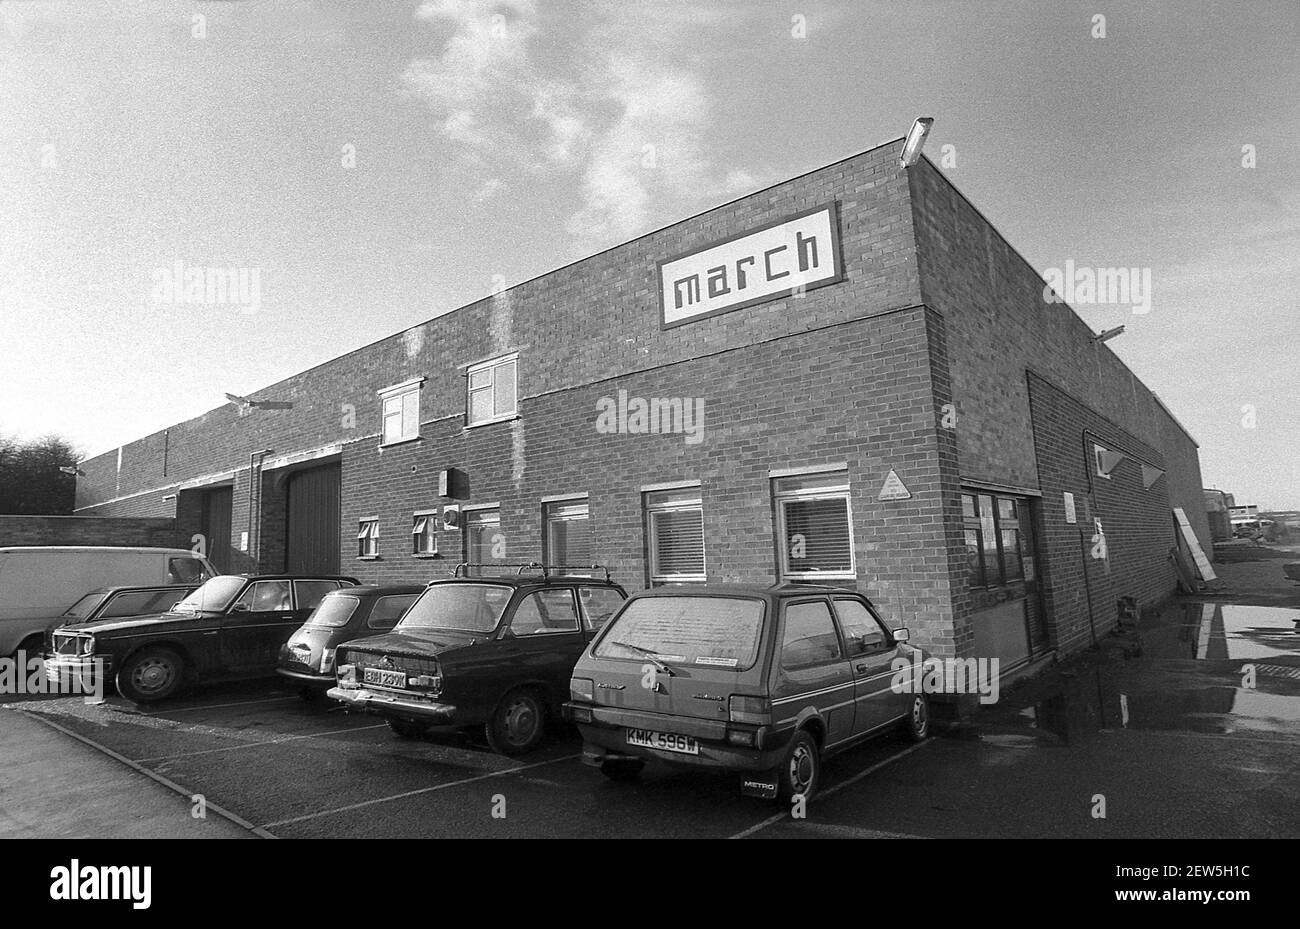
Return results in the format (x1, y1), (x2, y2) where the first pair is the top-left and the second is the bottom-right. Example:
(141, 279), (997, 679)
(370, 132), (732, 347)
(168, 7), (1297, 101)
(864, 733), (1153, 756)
(509, 589), (580, 636)
(294, 580), (339, 612)
(577, 586), (625, 632)
(168, 557), (210, 584)
(833, 598), (889, 655)
(780, 599), (843, 670)
(368, 595), (418, 630)
(234, 580), (293, 612)
(100, 589), (177, 618)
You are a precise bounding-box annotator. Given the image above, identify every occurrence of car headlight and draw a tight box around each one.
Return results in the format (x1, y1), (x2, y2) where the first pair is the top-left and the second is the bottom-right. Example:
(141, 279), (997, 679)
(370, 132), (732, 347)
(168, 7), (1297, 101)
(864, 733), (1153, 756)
(80, 635), (96, 656)
(570, 677), (594, 701)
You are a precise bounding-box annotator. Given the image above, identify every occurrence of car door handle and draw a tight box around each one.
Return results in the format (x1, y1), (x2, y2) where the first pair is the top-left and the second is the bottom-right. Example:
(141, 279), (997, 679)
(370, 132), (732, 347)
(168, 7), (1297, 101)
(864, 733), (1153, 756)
(203, 631), (218, 636)
(855, 663), (868, 673)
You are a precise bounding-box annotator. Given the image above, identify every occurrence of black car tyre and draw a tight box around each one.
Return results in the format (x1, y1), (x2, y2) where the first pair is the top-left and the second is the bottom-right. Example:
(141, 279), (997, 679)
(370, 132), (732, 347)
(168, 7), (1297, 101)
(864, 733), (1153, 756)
(117, 647), (184, 703)
(599, 759), (645, 781)
(904, 693), (930, 741)
(485, 689), (546, 756)
(387, 718), (427, 738)
(777, 730), (821, 804)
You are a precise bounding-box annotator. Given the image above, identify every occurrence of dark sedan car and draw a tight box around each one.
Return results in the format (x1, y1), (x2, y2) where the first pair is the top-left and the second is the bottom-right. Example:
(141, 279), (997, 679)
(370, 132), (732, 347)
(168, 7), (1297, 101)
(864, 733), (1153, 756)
(38, 584), (200, 650)
(44, 573), (358, 703)
(329, 564), (627, 755)
(277, 584), (424, 698)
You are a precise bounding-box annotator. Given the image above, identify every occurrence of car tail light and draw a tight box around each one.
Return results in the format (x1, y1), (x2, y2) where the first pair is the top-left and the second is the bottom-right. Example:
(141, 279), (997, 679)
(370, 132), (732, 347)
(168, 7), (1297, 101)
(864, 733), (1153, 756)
(337, 663), (357, 686)
(728, 695), (770, 725)
(319, 648), (336, 673)
(411, 673), (442, 694)
(570, 677), (594, 701)
(727, 730), (756, 747)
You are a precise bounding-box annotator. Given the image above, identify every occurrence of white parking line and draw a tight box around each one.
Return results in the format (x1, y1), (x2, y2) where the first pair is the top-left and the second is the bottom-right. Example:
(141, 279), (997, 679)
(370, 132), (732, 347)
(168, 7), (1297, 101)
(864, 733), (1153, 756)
(728, 740), (931, 840)
(133, 724), (388, 762)
(260, 753), (581, 829)
(18, 709), (276, 839)
(151, 696), (299, 713)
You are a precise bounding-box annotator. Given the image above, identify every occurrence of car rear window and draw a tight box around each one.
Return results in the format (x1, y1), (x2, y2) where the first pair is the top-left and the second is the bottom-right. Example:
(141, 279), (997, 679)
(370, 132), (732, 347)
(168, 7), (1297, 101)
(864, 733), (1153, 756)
(305, 594), (360, 628)
(594, 596), (766, 670)
(397, 583), (513, 633)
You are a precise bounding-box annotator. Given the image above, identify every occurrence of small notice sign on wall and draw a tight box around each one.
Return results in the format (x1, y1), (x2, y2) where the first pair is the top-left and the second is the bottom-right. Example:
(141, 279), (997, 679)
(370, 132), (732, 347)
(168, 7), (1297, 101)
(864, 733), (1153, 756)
(878, 469), (912, 501)
(1063, 492), (1077, 524)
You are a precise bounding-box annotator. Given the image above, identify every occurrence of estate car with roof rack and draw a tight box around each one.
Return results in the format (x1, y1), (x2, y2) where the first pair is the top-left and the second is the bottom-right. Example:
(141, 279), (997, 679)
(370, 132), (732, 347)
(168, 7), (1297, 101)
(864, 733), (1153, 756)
(329, 563), (627, 755)
(44, 573), (359, 702)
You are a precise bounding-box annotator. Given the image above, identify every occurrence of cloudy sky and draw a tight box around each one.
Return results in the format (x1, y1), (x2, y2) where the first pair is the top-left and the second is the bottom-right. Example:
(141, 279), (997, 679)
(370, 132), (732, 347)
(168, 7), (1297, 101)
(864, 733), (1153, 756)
(1, 0), (1296, 507)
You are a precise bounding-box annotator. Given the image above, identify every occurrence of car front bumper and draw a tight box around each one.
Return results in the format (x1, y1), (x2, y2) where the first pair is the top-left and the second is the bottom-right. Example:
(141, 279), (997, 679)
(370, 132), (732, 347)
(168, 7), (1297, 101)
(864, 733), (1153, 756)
(276, 667), (334, 686)
(326, 685), (458, 723)
(41, 653), (112, 682)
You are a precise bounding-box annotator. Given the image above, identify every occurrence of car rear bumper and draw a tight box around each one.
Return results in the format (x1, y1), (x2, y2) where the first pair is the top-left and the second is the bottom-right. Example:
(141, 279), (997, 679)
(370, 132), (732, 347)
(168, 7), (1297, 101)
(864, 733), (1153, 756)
(327, 685), (457, 723)
(567, 702), (783, 771)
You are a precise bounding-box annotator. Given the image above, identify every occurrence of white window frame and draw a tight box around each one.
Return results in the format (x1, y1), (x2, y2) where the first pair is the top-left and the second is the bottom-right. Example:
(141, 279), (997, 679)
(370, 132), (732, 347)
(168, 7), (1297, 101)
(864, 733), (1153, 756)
(464, 507), (504, 569)
(465, 353), (518, 428)
(543, 499), (591, 572)
(774, 473), (855, 581)
(357, 517), (379, 559)
(378, 377), (425, 447)
(645, 489), (706, 584)
(412, 509), (439, 557)
(1093, 443), (1112, 480)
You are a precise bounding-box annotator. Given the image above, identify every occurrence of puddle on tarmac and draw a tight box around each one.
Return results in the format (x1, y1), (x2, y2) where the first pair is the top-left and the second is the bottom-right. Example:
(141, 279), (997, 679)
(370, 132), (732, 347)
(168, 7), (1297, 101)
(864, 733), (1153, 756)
(1170, 602), (1300, 662)
(982, 603), (1300, 746)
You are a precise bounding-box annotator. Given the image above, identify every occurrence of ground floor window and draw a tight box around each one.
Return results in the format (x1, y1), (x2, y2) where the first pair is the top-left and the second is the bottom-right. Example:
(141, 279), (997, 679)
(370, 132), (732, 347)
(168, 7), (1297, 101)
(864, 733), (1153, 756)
(962, 492), (1025, 588)
(645, 488), (705, 584)
(544, 499), (591, 572)
(773, 471), (854, 580)
(412, 511), (438, 556)
(464, 508), (505, 573)
(356, 518), (378, 559)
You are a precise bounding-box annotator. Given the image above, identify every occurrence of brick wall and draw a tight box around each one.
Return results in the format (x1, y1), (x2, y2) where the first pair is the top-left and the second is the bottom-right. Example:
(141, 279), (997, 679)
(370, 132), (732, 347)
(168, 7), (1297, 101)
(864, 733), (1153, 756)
(76, 140), (920, 516)
(0, 516), (186, 549)
(1026, 373), (1175, 652)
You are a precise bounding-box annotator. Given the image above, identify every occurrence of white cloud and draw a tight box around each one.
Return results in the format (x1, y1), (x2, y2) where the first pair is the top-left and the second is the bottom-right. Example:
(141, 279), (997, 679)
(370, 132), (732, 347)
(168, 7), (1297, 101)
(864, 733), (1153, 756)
(402, 1), (755, 247)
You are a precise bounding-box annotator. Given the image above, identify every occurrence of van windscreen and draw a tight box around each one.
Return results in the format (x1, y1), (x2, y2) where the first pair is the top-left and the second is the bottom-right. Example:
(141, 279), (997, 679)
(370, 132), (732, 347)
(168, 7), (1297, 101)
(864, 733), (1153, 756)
(594, 596), (766, 670)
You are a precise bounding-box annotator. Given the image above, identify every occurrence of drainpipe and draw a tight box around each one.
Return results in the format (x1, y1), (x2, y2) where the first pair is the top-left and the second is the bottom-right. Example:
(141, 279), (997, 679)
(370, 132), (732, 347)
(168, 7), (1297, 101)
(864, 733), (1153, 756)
(247, 449), (273, 568)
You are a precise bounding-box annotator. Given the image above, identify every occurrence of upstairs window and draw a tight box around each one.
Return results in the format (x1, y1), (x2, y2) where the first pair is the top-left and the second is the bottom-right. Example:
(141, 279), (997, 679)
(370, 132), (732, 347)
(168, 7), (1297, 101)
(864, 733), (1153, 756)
(379, 378), (423, 446)
(466, 354), (518, 426)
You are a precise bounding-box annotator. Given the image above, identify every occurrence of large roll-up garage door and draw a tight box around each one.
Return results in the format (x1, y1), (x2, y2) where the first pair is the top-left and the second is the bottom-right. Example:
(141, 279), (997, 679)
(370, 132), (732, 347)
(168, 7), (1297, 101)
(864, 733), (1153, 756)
(285, 463), (340, 575)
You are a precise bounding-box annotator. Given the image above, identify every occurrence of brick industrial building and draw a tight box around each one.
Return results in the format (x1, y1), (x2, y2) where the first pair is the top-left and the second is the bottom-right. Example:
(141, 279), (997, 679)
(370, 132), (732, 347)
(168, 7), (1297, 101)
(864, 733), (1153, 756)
(74, 135), (1211, 676)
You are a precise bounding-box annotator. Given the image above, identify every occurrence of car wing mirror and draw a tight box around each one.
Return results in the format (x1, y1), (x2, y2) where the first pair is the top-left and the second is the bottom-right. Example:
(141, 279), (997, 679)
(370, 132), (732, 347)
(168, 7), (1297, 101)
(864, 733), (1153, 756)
(892, 627), (910, 643)
(230, 602), (250, 613)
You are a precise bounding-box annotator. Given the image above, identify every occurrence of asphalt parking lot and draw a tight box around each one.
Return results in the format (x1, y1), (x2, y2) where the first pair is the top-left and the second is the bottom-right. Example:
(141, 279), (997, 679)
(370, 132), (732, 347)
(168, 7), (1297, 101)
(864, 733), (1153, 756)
(7, 678), (933, 839)
(6, 576), (1299, 840)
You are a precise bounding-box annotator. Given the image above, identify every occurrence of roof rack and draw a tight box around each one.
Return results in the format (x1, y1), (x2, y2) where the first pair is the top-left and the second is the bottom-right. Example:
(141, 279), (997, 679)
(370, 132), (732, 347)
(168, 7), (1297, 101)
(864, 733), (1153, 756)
(451, 562), (612, 583)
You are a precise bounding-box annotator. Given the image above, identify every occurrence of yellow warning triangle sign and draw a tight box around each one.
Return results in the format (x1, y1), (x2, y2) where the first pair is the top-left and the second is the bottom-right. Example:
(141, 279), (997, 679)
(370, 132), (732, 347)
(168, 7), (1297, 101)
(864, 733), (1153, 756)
(878, 469), (912, 501)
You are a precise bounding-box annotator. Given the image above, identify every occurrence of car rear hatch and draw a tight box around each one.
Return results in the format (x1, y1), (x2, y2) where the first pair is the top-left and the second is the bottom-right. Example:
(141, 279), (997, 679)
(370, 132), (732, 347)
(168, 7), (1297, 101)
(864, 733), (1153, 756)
(577, 594), (772, 738)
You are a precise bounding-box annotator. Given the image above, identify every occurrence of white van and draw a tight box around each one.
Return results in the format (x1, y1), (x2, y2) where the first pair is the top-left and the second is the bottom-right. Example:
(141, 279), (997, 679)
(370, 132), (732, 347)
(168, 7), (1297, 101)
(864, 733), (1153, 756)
(0, 546), (217, 655)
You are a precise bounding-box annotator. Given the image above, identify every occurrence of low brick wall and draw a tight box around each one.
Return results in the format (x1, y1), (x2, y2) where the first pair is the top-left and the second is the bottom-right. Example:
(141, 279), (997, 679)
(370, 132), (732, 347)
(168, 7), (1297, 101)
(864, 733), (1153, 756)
(0, 516), (186, 549)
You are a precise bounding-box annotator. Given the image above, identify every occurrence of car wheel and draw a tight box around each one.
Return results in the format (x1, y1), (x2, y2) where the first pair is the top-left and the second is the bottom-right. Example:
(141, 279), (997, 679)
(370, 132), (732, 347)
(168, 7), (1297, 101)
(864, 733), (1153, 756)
(777, 730), (821, 804)
(904, 693), (930, 741)
(117, 647), (184, 703)
(387, 718), (427, 739)
(600, 759), (646, 781)
(485, 689), (546, 756)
